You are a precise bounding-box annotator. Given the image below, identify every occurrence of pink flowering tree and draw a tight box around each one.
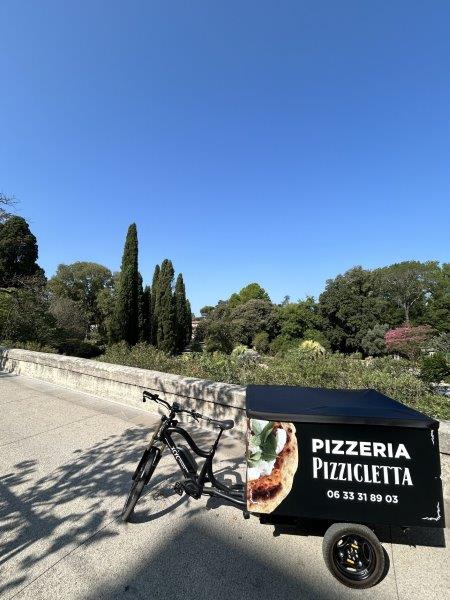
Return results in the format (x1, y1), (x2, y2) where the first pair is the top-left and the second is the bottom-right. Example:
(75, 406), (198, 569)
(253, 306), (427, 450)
(384, 325), (434, 361)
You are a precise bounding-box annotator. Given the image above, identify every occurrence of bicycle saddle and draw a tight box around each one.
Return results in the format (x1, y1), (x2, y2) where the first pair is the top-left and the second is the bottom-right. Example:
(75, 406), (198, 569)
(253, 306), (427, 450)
(209, 418), (234, 430)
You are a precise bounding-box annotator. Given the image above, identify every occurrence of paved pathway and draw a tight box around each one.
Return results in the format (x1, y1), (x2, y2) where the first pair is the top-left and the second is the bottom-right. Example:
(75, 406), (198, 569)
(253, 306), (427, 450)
(0, 373), (448, 600)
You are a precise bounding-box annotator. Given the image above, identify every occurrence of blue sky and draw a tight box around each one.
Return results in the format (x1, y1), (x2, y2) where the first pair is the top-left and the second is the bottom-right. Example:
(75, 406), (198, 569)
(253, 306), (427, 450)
(1, 1), (449, 314)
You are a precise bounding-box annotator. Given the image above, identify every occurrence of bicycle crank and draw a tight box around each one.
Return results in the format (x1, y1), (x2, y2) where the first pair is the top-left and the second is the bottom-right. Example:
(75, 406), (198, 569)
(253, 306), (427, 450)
(173, 482), (184, 496)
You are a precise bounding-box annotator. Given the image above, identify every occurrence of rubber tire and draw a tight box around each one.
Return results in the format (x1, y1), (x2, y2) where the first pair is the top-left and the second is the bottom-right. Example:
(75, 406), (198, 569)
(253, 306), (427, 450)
(322, 523), (385, 589)
(121, 449), (157, 522)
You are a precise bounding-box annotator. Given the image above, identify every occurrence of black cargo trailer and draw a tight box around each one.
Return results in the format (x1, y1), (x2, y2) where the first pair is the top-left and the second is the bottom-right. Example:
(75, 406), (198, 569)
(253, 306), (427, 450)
(245, 385), (445, 587)
(125, 385), (446, 590)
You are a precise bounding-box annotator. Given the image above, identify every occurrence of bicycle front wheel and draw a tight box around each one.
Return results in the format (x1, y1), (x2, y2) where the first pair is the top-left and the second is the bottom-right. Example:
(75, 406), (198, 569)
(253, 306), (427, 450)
(121, 447), (160, 522)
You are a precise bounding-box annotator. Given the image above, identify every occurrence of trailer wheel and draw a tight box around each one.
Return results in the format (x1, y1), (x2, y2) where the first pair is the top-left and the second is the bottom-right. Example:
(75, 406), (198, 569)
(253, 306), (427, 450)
(323, 523), (385, 589)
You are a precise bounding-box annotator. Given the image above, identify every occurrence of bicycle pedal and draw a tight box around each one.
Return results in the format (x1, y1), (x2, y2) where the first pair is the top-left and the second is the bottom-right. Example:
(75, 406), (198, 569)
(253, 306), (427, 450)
(173, 482), (184, 496)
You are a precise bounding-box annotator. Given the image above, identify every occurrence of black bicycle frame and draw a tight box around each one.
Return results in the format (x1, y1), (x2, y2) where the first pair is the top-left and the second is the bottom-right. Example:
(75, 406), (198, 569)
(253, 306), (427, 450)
(146, 412), (245, 508)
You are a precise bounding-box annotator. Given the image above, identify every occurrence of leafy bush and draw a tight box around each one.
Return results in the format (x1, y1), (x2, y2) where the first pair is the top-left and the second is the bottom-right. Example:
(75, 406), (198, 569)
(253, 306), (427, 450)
(204, 321), (234, 354)
(231, 344), (248, 356)
(97, 344), (450, 419)
(302, 328), (330, 350)
(299, 339), (326, 357)
(269, 335), (298, 355)
(58, 340), (103, 358)
(385, 325), (434, 361)
(420, 353), (450, 384)
(0, 339), (56, 353)
(429, 333), (450, 353)
(253, 331), (270, 354)
(361, 323), (388, 356)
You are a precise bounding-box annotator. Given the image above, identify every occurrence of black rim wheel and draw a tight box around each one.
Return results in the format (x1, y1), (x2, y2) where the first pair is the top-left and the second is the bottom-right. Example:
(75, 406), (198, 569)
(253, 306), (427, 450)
(332, 534), (376, 582)
(121, 448), (158, 521)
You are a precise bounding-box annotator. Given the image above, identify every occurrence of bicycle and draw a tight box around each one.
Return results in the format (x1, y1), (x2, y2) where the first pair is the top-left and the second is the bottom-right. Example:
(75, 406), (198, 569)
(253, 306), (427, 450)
(121, 390), (246, 521)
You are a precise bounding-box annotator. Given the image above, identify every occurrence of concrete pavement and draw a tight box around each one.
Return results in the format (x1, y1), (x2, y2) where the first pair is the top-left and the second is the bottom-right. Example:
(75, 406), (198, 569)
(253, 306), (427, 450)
(0, 372), (448, 600)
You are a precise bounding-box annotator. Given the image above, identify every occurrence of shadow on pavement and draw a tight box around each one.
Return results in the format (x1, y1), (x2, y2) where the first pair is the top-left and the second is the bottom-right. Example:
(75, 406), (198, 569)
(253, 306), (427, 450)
(85, 520), (341, 600)
(0, 422), (234, 597)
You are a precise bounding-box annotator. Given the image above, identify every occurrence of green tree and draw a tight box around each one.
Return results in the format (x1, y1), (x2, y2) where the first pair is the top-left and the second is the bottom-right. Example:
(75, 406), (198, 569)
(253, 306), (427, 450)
(157, 259), (176, 353)
(228, 283), (270, 310)
(319, 266), (386, 353)
(49, 296), (89, 339)
(278, 296), (322, 340)
(361, 323), (388, 356)
(96, 273), (119, 342)
(150, 264), (160, 345)
(253, 331), (270, 354)
(110, 223), (140, 345)
(229, 299), (279, 346)
(204, 320), (233, 354)
(200, 305), (214, 317)
(185, 299), (192, 346)
(174, 273), (190, 353)
(0, 216), (45, 288)
(0, 288), (57, 344)
(140, 284), (151, 343)
(420, 353), (450, 383)
(376, 261), (438, 325)
(423, 263), (450, 332)
(48, 262), (113, 334)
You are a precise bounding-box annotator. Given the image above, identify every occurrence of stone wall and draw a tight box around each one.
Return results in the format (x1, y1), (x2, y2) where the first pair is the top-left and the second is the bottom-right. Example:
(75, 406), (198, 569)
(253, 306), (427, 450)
(0, 347), (247, 432)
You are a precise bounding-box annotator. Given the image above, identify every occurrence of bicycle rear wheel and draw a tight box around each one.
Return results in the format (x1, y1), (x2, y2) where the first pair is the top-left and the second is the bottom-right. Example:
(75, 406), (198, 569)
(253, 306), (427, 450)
(121, 447), (160, 522)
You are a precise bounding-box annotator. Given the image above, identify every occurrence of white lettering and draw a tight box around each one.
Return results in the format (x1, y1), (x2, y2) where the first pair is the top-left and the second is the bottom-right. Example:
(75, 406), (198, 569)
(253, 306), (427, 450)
(312, 460), (413, 486)
(312, 439), (324, 453)
(332, 440), (344, 455)
(312, 457), (323, 478)
(372, 465), (380, 484)
(380, 465), (389, 483)
(360, 442), (371, 457)
(346, 441), (358, 456)
(330, 462), (338, 480)
(354, 464), (363, 483)
(402, 468), (413, 486)
(395, 444), (411, 460)
(372, 442), (386, 458)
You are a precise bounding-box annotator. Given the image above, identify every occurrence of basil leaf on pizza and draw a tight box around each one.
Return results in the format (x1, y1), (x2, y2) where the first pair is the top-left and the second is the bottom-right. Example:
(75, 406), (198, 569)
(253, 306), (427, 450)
(260, 431), (277, 461)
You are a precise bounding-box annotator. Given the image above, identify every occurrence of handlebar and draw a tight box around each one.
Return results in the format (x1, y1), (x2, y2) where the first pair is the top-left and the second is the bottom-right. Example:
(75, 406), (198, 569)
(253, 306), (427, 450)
(142, 390), (204, 423)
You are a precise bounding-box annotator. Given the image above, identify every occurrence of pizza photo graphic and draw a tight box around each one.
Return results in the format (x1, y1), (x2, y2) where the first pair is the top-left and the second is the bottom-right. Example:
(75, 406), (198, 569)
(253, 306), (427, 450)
(246, 419), (299, 513)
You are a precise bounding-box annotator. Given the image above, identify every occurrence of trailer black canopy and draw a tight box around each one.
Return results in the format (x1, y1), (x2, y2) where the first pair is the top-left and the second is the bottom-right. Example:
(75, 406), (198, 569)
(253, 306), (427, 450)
(246, 385), (438, 429)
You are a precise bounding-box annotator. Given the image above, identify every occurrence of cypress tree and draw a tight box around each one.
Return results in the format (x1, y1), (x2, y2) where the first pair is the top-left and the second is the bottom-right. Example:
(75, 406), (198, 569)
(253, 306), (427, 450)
(140, 284), (151, 342)
(137, 273), (150, 342)
(150, 264), (160, 345)
(111, 223), (140, 345)
(157, 259), (176, 353)
(174, 273), (190, 353)
(145, 285), (152, 342)
(185, 298), (192, 347)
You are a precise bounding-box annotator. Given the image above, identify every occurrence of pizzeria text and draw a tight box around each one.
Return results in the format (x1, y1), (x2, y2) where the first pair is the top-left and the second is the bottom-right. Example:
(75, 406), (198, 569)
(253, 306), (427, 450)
(312, 438), (413, 486)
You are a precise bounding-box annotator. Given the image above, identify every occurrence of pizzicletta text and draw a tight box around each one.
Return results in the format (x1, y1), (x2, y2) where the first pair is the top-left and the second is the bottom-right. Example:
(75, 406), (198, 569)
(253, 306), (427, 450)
(312, 438), (413, 486)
